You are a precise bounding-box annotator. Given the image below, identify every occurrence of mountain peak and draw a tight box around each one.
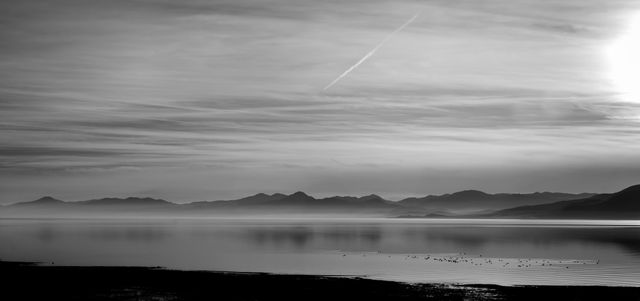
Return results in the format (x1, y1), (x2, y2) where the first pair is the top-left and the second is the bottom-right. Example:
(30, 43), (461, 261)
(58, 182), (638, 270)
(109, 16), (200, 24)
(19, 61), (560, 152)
(82, 197), (170, 205)
(618, 184), (640, 194)
(34, 196), (64, 203)
(11, 196), (65, 206)
(362, 194), (381, 198)
(232, 193), (286, 204)
(359, 194), (385, 202)
(290, 191), (311, 198)
(450, 190), (490, 198)
(280, 191), (316, 203)
(607, 184), (640, 206)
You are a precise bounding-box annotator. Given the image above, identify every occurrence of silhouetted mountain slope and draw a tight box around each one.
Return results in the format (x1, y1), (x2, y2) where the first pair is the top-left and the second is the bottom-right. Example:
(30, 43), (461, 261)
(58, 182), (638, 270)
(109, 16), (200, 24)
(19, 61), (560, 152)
(398, 190), (594, 213)
(8, 196), (172, 207)
(268, 191), (316, 205)
(596, 184), (640, 211)
(3, 196), (174, 216)
(192, 192), (396, 210)
(491, 184), (640, 219)
(11, 196), (66, 207)
(231, 193), (288, 205)
(185, 192), (311, 208)
(184, 192), (396, 210)
(5, 187), (633, 219)
(78, 197), (172, 206)
(313, 194), (395, 208)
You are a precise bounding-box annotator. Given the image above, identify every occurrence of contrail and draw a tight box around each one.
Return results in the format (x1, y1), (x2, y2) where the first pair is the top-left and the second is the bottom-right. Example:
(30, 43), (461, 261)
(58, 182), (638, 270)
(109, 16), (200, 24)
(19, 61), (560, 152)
(323, 12), (421, 91)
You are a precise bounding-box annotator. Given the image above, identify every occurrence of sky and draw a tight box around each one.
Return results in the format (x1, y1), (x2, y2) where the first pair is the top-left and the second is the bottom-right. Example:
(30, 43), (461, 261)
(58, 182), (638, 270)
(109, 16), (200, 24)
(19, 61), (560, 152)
(1, 0), (640, 203)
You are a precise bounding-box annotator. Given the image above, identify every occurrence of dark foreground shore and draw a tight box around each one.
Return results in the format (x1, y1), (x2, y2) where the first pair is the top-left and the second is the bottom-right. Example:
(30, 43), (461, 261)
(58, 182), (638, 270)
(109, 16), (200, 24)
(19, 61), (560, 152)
(2, 261), (640, 301)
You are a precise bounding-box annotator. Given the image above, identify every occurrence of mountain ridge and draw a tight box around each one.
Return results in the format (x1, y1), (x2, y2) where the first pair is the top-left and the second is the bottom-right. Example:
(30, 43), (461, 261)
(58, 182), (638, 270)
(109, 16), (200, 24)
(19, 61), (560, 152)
(397, 190), (594, 212)
(488, 184), (640, 219)
(2, 186), (636, 219)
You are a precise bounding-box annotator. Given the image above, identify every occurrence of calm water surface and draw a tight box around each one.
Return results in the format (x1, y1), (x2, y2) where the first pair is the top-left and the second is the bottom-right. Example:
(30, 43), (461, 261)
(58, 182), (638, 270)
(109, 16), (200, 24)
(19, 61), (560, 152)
(1, 218), (640, 286)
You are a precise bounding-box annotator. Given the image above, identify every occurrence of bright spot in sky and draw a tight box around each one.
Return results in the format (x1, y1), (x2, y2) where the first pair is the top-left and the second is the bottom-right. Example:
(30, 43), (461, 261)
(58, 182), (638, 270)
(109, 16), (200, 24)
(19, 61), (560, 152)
(607, 14), (640, 103)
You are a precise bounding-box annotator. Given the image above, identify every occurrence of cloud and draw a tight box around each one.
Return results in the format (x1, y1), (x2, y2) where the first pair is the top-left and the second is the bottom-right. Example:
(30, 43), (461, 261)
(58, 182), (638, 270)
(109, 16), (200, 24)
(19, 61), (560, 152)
(1, 0), (640, 202)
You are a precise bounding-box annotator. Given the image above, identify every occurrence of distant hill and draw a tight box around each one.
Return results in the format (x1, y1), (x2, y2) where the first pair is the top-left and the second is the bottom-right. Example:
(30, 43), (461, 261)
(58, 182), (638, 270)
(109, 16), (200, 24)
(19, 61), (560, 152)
(183, 192), (398, 213)
(397, 190), (594, 213)
(1, 192), (401, 216)
(489, 184), (640, 219)
(226, 193), (288, 205)
(3, 186), (636, 219)
(77, 197), (173, 206)
(1, 196), (175, 217)
(11, 196), (66, 207)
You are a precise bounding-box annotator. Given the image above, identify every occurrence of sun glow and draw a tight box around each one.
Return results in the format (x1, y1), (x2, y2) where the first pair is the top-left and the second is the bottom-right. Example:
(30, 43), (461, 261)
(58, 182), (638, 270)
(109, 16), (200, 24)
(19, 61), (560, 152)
(607, 14), (640, 103)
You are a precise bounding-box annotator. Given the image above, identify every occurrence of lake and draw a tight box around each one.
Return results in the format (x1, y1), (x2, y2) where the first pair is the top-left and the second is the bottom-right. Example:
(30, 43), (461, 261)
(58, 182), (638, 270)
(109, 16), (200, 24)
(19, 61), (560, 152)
(1, 217), (639, 286)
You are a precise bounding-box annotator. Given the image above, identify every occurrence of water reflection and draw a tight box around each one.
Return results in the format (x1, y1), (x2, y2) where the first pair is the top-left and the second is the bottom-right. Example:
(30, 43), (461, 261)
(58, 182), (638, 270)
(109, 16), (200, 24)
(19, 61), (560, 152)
(248, 226), (314, 248)
(403, 226), (640, 256)
(85, 227), (171, 242)
(14, 220), (640, 258)
(1, 218), (640, 286)
(245, 226), (383, 250)
(35, 226), (57, 243)
(235, 223), (640, 258)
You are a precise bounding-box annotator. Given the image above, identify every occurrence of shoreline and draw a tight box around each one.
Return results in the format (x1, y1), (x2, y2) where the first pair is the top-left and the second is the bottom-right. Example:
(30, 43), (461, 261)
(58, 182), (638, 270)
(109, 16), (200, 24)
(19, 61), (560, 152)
(2, 216), (640, 223)
(3, 261), (640, 300)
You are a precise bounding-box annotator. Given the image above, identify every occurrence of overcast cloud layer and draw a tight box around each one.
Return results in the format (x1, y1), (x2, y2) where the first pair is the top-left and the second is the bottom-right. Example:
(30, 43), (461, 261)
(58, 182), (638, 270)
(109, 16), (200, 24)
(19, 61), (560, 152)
(1, 0), (640, 203)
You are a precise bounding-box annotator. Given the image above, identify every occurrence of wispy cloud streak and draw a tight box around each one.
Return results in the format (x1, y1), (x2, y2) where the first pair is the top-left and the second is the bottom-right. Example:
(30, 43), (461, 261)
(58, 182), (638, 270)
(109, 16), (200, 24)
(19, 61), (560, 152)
(1, 0), (640, 202)
(323, 12), (421, 91)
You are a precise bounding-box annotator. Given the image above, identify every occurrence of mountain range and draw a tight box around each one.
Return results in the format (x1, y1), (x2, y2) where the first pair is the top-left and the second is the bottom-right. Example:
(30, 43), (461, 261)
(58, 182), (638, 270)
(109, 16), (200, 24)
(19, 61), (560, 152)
(397, 190), (593, 214)
(487, 184), (640, 219)
(1, 184), (638, 219)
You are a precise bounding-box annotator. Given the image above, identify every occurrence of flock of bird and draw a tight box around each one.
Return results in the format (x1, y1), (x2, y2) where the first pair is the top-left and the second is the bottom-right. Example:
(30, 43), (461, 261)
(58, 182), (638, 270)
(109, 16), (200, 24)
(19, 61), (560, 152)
(339, 252), (599, 269)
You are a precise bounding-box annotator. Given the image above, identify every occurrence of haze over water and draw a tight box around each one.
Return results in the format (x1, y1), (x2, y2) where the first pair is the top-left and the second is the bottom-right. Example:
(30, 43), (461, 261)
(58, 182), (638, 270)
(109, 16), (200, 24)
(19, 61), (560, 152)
(2, 217), (640, 286)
